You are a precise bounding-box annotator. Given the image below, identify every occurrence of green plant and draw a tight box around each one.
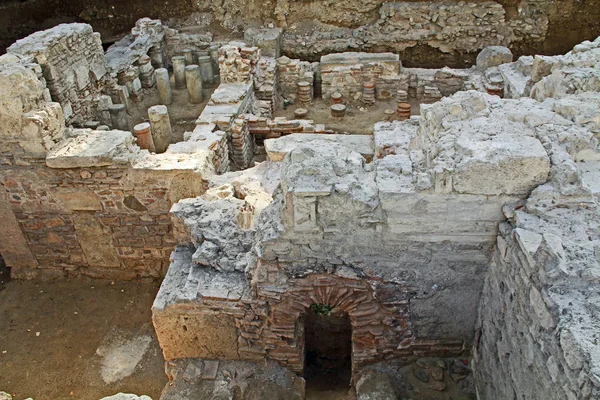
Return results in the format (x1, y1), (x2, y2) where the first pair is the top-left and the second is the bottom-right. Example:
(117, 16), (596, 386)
(310, 303), (333, 316)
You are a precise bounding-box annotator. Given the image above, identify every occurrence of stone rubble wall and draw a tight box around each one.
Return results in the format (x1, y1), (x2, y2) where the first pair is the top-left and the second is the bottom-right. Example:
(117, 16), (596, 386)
(281, 0), (550, 63)
(406, 67), (478, 102)
(7, 23), (112, 126)
(105, 18), (167, 74)
(219, 44), (260, 84)
(2, 0), (600, 66)
(471, 47), (600, 398)
(531, 37), (600, 102)
(163, 28), (213, 64)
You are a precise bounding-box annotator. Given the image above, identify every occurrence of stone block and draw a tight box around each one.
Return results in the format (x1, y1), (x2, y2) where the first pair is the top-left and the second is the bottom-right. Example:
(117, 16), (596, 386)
(452, 135), (550, 195)
(244, 28), (282, 58)
(73, 213), (121, 268)
(46, 130), (137, 168)
(476, 46), (513, 71)
(265, 134), (374, 162)
(54, 187), (102, 211)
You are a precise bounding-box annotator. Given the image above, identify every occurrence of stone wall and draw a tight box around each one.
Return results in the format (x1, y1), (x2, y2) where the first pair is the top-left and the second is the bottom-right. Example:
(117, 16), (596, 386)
(0, 52), (223, 280)
(0, 129), (208, 280)
(471, 38), (600, 399)
(253, 57), (279, 117)
(2, 0), (600, 68)
(7, 23), (111, 126)
(473, 209), (600, 400)
(153, 91), (560, 374)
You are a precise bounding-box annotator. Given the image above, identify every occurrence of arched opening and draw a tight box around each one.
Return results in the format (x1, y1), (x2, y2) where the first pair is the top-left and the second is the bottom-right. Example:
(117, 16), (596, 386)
(303, 304), (352, 396)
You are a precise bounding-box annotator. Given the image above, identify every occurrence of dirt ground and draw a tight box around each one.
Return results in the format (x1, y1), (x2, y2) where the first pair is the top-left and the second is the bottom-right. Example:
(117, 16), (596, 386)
(129, 77), (218, 143)
(273, 98), (421, 135)
(0, 268), (166, 400)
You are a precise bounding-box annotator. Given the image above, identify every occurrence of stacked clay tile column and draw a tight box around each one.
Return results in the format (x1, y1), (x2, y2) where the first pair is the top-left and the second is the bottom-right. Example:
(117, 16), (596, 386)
(362, 81), (376, 104)
(396, 102), (411, 120)
(230, 118), (254, 169)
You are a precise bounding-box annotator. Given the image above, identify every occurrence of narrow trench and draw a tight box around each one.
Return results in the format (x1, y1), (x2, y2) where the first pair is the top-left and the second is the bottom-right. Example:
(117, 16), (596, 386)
(304, 307), (352, 400)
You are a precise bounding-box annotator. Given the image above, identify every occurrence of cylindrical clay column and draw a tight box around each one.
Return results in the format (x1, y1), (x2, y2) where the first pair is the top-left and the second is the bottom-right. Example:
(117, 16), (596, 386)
(108, 104), (129, 131)
(133, 122), (155, 152)
(172, 56), (187, 89)
(155, 68), (172, 105)
(183, 49), (194, 66)
(185, 65), (203, 104)
(148, 46), (165, 69)
(198, 56), (214, 84)
(148, 105), (173, 154)
(209, 45), (220, 81)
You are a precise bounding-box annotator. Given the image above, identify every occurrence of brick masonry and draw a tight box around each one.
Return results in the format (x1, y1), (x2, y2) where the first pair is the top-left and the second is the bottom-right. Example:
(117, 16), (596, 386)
(0, 162), (200, 280)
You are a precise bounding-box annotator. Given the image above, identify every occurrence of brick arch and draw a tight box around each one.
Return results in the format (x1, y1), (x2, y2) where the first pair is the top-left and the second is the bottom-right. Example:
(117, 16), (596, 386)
(259, 274), (397, 373)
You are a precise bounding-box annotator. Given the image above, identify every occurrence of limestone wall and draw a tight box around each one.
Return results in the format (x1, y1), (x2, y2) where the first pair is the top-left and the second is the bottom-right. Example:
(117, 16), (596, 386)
(473, 210), (600, 400)
(471, 43), (600, 398)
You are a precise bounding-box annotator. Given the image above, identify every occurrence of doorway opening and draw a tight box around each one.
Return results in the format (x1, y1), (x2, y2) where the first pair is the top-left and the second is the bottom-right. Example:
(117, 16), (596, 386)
(0, 253), (10, 292)
(304, 304), (352, 396)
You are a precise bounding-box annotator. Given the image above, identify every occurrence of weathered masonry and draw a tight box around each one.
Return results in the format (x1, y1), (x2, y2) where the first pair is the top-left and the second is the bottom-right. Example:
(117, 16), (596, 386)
(1, 16), (599, 400)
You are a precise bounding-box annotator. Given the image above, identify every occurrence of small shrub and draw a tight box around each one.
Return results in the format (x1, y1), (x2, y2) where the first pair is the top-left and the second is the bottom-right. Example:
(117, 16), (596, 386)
(310, 303), (333, 316)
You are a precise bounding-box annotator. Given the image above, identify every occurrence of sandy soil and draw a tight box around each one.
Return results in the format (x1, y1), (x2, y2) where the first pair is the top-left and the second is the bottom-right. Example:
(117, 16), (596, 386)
(0, 274), (166, 400)
(273, 98), (421, 135)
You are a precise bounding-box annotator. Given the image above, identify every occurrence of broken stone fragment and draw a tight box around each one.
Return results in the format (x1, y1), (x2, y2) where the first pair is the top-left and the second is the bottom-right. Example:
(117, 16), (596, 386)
(413, 367), (430, 383)
(429, 380), (447, 391)
(431, 365), (444, 381)
(476, 46), (513, 71)
(355, 370), (397, 400)
(99, 394), (152, 400)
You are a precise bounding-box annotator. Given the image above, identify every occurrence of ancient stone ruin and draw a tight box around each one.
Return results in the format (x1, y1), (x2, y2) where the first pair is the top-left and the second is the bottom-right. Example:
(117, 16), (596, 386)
(0, 6), (599, 400)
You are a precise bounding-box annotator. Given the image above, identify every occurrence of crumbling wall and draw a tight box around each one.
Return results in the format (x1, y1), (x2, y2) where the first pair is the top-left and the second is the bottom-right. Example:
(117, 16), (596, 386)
(7, 23), (112, 126)
(472, 38), (600, 400)
(472, 142), (600, 399)
(0, 128), (209, 280)
(276, 56), (316, 101)
(473, 205), (600, 400)
(0, 51), (217, 280)
(319, 53), (405, 101)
